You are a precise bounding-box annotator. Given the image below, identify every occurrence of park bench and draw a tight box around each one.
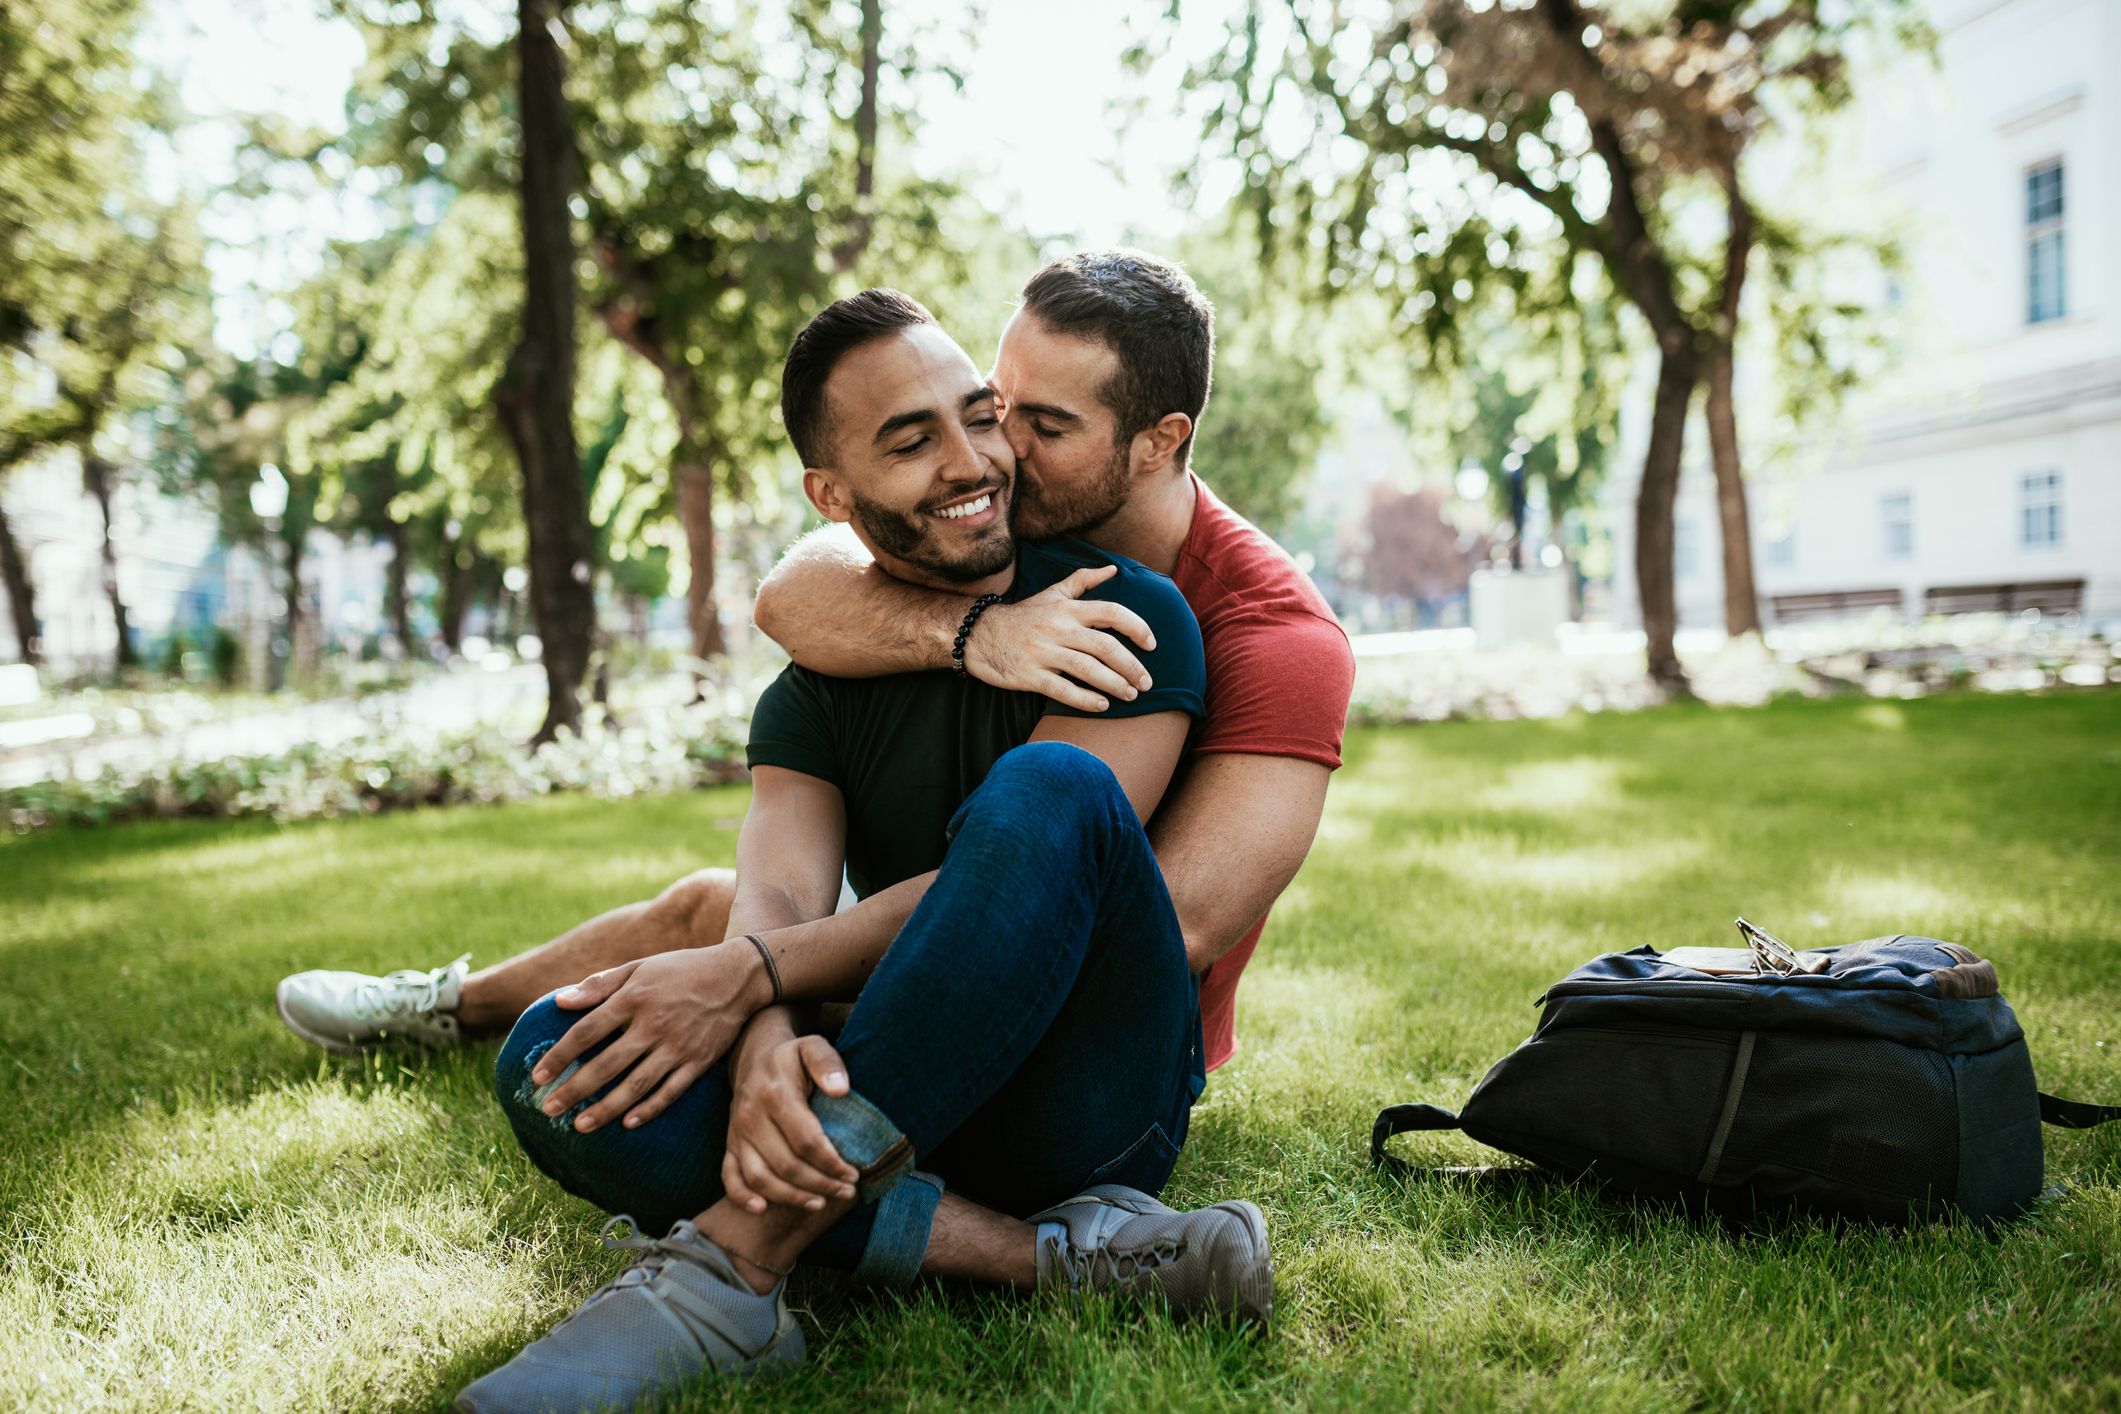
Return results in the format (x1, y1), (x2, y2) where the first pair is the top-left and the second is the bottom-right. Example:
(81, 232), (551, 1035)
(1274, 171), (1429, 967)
(1922, 579), (2085, 618)
(1768, 587), (1905, 623)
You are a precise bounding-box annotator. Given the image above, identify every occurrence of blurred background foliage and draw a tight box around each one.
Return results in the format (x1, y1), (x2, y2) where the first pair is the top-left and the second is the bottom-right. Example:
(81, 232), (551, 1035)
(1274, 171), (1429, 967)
(1, 0), (1926, 730)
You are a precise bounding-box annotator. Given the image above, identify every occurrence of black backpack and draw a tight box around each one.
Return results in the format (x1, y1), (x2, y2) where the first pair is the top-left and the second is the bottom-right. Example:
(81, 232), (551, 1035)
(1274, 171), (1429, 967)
(1372, 935), (2118, 1223)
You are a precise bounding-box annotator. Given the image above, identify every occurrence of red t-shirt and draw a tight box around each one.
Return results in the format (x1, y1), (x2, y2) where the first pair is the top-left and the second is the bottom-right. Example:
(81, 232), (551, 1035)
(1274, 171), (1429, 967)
(1167, 475), (1355, 1071)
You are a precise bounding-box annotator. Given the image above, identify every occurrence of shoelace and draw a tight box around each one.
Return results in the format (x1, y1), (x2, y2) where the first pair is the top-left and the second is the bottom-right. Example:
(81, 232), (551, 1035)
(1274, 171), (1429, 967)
(351, 955), (467, 1021)
(542, 1217), (686, 1327)
(1042, 1229), (1186, 1295)
(553, 1216), (775, 1357)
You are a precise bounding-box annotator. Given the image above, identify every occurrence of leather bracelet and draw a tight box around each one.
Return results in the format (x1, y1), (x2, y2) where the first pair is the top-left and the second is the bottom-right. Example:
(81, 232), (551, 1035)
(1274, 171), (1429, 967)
(742, 932), (783, 1004)
(951, 593), (1004, 676)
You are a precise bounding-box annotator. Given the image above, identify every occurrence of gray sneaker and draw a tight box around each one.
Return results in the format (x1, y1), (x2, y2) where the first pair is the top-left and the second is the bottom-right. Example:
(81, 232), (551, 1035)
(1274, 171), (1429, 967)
(275, 955), (469, 1054)
(1030, 1184), (1273, 1329)
(455, 1217), (804, 1414)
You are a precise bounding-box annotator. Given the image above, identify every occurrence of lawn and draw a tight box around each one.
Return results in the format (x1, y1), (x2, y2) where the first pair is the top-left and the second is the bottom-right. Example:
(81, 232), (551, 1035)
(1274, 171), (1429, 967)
(3, 691), (2118, 1412)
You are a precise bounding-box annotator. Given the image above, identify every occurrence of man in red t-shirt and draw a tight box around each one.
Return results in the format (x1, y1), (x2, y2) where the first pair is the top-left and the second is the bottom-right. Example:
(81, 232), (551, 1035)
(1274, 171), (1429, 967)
(754, 251), (1355, 1227)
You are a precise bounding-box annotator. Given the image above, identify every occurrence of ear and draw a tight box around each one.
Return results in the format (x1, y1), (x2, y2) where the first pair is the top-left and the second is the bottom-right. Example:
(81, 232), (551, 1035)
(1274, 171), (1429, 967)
(802, 467), (853, 524)
(1129, 412), (1194, 476)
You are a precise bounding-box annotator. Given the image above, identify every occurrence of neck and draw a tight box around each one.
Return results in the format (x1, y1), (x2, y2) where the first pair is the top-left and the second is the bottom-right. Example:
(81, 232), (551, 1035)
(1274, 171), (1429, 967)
(1078, 467), (1196, 575)
(871, 547), (1015, 600)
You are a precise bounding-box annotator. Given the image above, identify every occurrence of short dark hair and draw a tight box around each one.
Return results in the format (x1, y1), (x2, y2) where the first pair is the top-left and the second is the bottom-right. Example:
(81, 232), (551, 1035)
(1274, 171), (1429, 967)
(781, 288), (935, 467)
(1018, 250), (1215, 463)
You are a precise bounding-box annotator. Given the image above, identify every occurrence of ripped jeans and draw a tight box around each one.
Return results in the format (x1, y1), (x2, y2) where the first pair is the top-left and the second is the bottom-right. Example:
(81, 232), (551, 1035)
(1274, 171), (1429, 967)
(494, 741), (1205, 1285)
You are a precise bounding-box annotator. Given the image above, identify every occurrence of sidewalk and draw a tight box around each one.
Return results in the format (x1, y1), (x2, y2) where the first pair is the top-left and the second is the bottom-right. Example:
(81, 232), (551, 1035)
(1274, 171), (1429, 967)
(0, 666), (547, 789)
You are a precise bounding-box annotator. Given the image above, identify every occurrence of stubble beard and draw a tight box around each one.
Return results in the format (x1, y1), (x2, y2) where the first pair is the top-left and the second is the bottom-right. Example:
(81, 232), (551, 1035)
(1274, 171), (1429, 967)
(851, 482), (1016, 585)
(1012, 441), (1133, 542)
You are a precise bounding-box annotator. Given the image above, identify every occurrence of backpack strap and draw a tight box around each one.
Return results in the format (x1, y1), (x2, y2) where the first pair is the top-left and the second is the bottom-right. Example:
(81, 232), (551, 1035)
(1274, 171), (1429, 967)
(1370, 1103), (1461, 1170)
(2039, 1092), (2121, 1129)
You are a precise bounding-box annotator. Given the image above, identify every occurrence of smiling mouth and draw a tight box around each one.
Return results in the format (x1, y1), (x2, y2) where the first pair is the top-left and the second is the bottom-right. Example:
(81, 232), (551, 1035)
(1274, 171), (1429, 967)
(929, 488), (1000, 522)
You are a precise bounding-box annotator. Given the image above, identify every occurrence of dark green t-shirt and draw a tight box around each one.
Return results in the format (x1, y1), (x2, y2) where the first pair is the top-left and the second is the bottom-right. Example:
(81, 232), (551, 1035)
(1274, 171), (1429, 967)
(746, 537), (1207, 900)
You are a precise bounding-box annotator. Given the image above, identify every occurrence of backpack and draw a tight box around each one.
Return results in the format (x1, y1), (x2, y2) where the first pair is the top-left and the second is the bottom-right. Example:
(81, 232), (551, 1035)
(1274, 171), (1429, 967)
(1371, 934), (2118, 1223)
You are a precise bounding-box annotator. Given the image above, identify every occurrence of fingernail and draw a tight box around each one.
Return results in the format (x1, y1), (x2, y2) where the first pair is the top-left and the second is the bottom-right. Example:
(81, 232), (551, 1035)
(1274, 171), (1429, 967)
(806, 1197), (824, 1211)
(557, 986), (580, 1000)
(825, 1071), (847, 1088)
(576, 1115), (598, 1132)
(749, 1197), (766, 1213)
(1139, 674), (1153, 689)
(542, 1098), (562, 1116)
(531, 1068), (548, 1085)
(624, 1115), (640, 1129)
(839, 1184), (856, 1199)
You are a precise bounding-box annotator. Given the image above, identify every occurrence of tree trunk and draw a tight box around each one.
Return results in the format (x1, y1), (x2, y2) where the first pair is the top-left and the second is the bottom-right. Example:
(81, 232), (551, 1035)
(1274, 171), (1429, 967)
(281, 520), (307, 688)
(677, 455), (725, 663)
(1709, 183), (1762, 639)
(82, 452), (137, 672)
(1575, 108), (1700, 692)
(830, 0), (883, 272)
(627, 592), (649, 649)
(0, 498), (39, 666)
(1706, 341), (1762, 639)
(384, 515), (414, 655)
(439, 536), (476, 654)
(499, 0), (598, 744)
(1636, 349), (1698, 692)
(592, 289), (728, 668)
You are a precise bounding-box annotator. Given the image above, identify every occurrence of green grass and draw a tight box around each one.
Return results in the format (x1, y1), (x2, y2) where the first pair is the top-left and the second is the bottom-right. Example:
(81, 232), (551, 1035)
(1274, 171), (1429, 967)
(3, 691), (2118, 1412)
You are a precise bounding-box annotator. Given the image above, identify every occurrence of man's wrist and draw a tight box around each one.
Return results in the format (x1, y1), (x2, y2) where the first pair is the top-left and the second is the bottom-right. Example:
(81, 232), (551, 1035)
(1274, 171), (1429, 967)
(729, 1003), (798, 1086)
(720, 935), (782, 1013)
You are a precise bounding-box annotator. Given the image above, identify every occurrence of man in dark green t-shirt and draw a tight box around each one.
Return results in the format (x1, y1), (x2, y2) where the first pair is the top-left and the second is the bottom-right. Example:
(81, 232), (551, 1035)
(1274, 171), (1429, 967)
(456, 291), (1272, 1413)
(745, 532), (1204, 902)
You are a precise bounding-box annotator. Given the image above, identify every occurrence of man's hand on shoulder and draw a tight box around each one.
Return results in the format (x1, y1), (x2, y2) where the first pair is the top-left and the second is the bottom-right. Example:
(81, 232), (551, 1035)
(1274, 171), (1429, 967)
(966, 565), (1159, 713)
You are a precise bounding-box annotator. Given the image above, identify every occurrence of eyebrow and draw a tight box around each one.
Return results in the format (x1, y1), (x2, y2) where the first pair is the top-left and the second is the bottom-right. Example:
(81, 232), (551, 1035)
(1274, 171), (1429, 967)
(873, 386), (999, 444)
(1009, 400), (1081, 425)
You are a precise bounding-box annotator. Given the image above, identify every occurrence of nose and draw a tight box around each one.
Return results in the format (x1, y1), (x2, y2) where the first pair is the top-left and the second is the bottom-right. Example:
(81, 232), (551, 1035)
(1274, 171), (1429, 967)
(1000, 407), (1033, 461)
(938, 422), (990, 485)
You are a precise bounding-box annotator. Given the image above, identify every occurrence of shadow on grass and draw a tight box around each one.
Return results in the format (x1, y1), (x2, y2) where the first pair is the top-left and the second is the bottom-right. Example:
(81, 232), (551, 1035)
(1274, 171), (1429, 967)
(2, 693), (2117, 1410)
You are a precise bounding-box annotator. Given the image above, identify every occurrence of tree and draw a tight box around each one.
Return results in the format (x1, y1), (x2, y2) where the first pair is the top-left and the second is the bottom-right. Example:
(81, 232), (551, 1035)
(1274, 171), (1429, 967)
(1177, 217), (1333, 537)
(311, 0), (935, 716)
(1179, 0), (1920, 685)
(1, 0), (207, 670)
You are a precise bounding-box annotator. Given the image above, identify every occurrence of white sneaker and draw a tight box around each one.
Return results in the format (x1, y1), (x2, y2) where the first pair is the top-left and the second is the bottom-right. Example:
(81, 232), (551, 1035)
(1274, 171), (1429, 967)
(275, 955), (471, 1054)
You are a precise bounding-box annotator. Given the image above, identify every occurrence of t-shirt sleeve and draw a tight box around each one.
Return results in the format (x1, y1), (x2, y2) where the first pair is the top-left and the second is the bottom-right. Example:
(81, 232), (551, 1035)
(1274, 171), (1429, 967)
(1044, 566), (1208, 723)
(745, 665), (842, 786)
(1192, 610), (1355, 768)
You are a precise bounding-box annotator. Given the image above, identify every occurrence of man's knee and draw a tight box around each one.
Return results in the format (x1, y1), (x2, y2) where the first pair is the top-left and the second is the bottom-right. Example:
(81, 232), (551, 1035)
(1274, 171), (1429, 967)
(648, 867), (737, 947)
(492, 994), (582, 1125)
(969, 742), (1128, 827)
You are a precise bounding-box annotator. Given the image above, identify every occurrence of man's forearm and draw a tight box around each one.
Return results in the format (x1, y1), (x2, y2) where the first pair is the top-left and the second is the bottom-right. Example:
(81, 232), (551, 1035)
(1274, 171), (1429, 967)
(754, 527), (960, 677)
(755, 871), (935, 1001)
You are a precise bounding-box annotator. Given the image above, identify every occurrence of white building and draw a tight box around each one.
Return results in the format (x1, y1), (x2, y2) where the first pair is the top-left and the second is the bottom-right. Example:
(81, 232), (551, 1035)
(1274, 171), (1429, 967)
(1608, 0), (2120, 631)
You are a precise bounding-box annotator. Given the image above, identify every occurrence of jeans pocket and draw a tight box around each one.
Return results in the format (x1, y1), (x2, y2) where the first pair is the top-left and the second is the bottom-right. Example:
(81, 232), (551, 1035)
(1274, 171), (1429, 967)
(1084, 1119), (1183, 1195)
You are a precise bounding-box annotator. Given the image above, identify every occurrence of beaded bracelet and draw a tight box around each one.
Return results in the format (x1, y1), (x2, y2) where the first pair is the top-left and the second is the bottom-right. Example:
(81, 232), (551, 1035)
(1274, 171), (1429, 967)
(951, 593), (1004, 675)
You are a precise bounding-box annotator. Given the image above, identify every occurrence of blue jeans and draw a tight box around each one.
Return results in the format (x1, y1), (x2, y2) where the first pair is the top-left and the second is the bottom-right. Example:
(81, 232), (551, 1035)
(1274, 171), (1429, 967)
(494, 741), (1205, 1285)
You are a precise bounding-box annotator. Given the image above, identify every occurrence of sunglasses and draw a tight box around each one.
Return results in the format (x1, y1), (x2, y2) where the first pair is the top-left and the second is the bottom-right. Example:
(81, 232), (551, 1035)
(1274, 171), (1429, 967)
(1735, 917), (1827, 975)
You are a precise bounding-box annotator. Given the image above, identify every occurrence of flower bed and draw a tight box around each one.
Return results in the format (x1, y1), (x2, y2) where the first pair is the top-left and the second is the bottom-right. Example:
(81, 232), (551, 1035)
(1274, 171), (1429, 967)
(4, 705), (748, 833)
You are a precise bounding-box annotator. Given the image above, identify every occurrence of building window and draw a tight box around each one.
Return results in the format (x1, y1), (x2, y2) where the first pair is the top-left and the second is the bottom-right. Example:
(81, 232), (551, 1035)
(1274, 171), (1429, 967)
(2026, 159), (2065, 324)
(1766, 529), (1795, 570)
(2019, 470), (2063, 549)
(1881, 491), (1913, 561)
